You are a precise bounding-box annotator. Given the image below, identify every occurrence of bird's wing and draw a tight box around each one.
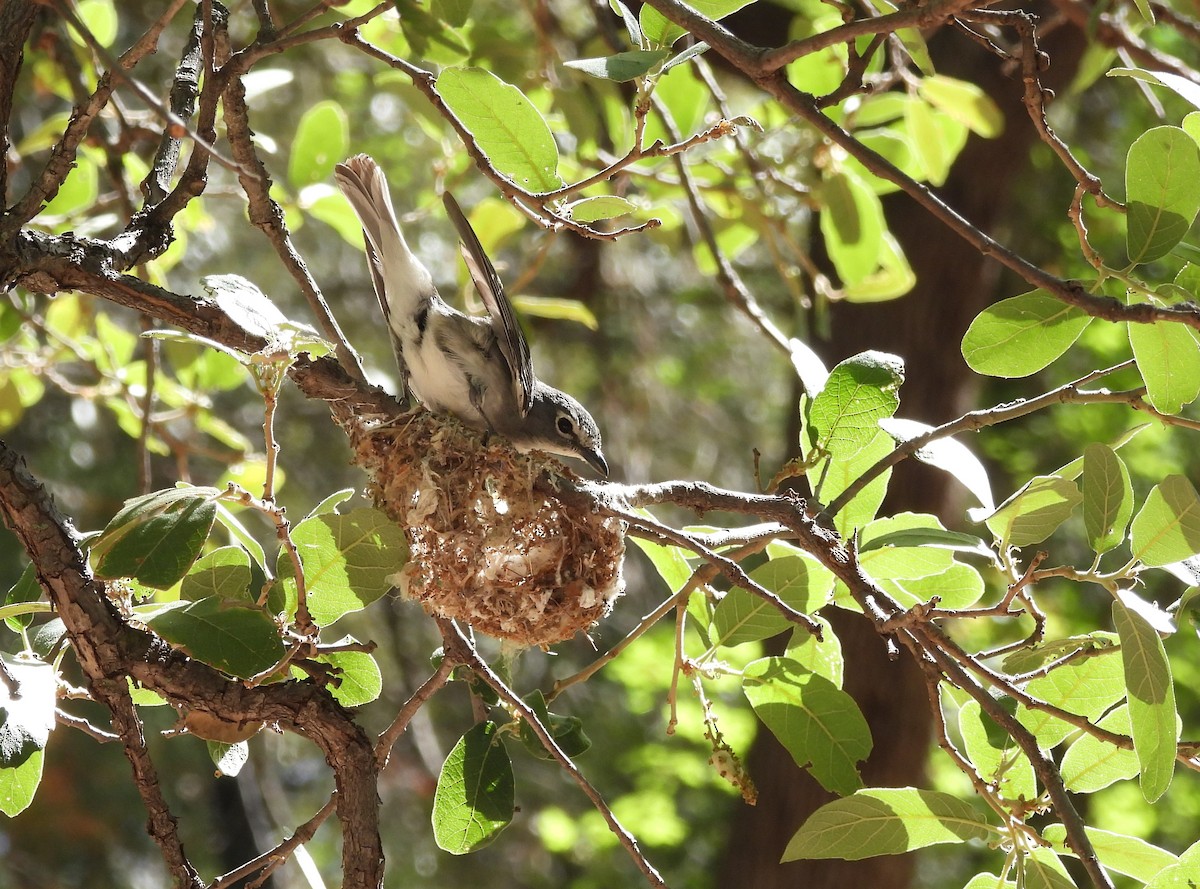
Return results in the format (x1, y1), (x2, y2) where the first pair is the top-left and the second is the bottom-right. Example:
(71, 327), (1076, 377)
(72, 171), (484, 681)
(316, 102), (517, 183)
(441, 191), (534, 417)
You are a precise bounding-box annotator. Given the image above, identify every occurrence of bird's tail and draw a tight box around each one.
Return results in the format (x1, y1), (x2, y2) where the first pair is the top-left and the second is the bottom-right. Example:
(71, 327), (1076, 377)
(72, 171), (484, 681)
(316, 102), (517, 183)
(334, 154), (435, 322)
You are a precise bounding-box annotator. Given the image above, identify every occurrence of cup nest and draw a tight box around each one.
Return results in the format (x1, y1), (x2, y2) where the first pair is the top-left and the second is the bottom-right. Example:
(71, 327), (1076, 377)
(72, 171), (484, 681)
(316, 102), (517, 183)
(347, 409), (625, 647)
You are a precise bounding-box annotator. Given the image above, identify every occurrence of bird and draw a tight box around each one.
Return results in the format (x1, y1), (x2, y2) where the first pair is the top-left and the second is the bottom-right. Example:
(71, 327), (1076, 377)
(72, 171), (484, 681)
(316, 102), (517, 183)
(333, 154), (608, 477)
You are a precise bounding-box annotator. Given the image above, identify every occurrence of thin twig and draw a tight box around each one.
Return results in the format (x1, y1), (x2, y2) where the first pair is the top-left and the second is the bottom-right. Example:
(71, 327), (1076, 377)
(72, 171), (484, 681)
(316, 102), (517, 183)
(825, 361), (1136, 516)
(217, 40), (367, 383)
(441, 621), (668, 889)
(375, 660), (454, 770)
(209, 796), (338, 889)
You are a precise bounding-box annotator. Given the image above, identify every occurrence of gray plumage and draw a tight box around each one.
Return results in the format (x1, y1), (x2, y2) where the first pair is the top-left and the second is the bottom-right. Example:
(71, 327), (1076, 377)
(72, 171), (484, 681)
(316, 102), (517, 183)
(334, 154), (608, 477)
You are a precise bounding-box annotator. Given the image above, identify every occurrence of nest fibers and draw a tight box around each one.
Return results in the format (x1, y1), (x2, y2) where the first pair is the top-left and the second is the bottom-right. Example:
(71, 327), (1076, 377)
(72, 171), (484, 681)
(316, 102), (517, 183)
(348, 409), (625, 646)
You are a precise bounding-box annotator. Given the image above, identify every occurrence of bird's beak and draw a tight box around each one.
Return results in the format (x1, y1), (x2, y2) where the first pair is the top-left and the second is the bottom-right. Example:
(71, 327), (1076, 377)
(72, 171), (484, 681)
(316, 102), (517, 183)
(581, 447), (609, 478)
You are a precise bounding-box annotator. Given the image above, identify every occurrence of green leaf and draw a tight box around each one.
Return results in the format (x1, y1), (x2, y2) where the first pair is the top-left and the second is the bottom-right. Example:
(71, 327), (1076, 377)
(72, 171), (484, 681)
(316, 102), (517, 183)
(822, 430), (895, 538)
(841, 232), (915, 303)
(91, 488), (220, 589)
(917, 75), (1004, 138)
(878, 563), (985, 610)
(1113, 600), (1177, 801)
(858, 513), (956, 580)
(810, 351), (904, 459)
(1130, 475), (1200, 566)
(1129, 318), (1200, 414)
(5, 564), (42, 632)
(1061, 705), (1139, 792)
(289, 100), (349, 189)
(147, 597), (286, 679)
(1126, 126), (1200, 264)
(432, 721), (514, 854)
(785, 616), (843, 686)
(743, 657), (872, 795)
(313, 649), (383, 707)
(305, 489), (358, 521)
(0, 748), (43, 816)
(958, 700), (1037, 802)
(74, 0), (118, 46)
(437, 67), (562, 192)
(0, 657), (56, 767)
(963, 875), (1016, 889)
(820, 170), (886, 286)
(609, 0), (643, 46)
(859, 526), (994, 561)
(1146, 840), (1200, 888)
(782, 787), (993, 861)
(713, 556), (834, 647)
(279, 507), (409, 626)
(519, 690), (591, 760)
(1043, 824), (1176, 882)
(39, 149), (99, 220)
(638, 0), (756, 47)
(879, 418), (995, 512)
(1021, 847), (1076, 889)
(564, 49), (670, 81)
(629, 533), (694, 594)
(961, 290), (1092, 377)
(1082, 443), (1134, 554)
(905, 99), (949, 186)
(562, 195), (638, 223)
(180, 546), (254, 602)
(1017, 651), (1126, 749)
(984, 475), (1082, 548)
(511, 295), (599, 330)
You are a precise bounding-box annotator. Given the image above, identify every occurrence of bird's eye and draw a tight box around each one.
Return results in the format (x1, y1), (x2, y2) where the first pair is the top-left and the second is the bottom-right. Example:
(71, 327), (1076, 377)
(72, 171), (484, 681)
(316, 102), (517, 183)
(556, 414), (574, 436)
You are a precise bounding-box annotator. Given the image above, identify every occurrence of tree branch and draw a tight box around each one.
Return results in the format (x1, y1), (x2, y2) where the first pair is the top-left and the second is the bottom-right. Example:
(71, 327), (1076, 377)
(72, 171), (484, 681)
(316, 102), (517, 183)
(0, 443), (385, 889)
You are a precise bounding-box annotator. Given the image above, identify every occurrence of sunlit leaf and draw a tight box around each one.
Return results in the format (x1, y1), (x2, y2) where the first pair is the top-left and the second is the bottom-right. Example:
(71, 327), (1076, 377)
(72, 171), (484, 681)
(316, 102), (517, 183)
(639, 0), (756, 47)
(810, 351), (904, 459)
(278, 507), (409, 626)
(562, 195), (637, 223)
(1113, 600), (1177, 801)
(1130, 475), (1200, 566)
(1126, 126), (1200, 265)
(917, 75), (1004, 138)
(437, 67), (562, 192)
(962, 291), (1092, 377)
(1016, 651), (1125, 749)
(1082, 443), (1134, 554)
(783, 788), (993, 861)
(289, 100), (349, 189)
(743, 657), (871, 795)
(564, 50), (670, 81)
(984, 475), (1082, 547)
(1129, 318), (1200, 414)
(432, 722), (514, 854)
(148, 597), (285, 679)
(1061, 705), (1139, 792)
(1043, 824), (1175, 882)
(820, 170), (886, 287)
(713, 556), (833, 647)
(91, 488), (221, 590)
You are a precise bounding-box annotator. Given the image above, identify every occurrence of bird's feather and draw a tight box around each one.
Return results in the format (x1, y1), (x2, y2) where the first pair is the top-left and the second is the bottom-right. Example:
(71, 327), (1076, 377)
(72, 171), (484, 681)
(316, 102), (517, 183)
(441, 192), (535, 417)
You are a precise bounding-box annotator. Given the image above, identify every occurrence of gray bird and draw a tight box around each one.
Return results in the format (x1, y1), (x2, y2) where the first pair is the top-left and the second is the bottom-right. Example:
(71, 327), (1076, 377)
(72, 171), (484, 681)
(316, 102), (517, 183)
(334, 154), (608, 477)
